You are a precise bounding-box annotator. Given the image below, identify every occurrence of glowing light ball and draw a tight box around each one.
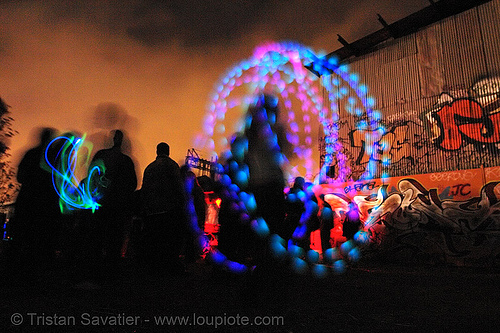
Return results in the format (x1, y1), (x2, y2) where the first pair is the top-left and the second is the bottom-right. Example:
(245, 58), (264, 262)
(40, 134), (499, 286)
(312, 264), (328, 279)
(354, 230), (370, 245)
(224, 261), (248, 275)
(251, 217), (270, 238)
(324, 247), (341, 263)
(292, 224), (308, 240)
(228, 183), (240, 194)
(220, 174), (232, 187)
(208, 250), (227, 265)
(234, 169), (249, 188)
(307, 249), (320, 264)
(296, 190), (306, 202)
(270, 235), (287, 260)
(291, 257), (308, 275)
(347, 247), (361, 262)
(320, 206), (333, 221)
(304, 199), (319, 215)
(340, 240), (355, 257)
(244, 193), (257, 213)
(288, 244), (305, 258)
(333, 260), (347, 274)
(287, 192), (298, 203)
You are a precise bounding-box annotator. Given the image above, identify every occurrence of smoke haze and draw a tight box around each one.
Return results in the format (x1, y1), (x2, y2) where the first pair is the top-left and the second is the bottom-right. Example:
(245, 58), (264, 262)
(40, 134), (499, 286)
(0, 0), (429, 183)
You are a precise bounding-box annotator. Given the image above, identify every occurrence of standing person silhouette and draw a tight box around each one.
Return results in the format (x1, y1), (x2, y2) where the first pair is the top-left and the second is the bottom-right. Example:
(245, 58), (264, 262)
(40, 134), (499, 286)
(342, 202), (362, 241)
(91, 129), (137, 280)
(284, 177), (306, 243)
(140, 142), (186, 275)
(319, 196), (334, 256)
(244, 94), (290, 239)
(241, 94), (292, 310)
(11, 127), (60, 273)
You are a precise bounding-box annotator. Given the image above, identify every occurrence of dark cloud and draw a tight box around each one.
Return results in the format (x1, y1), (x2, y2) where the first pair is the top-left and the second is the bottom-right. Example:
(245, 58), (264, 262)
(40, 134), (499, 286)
(36, 0), (271, 48)
(29, 0), (430, 49)
(127, 0), (270, 47)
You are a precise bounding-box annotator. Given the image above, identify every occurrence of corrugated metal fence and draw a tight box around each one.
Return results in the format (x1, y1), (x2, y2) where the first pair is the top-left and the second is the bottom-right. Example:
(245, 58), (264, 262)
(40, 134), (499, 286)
(322, 0), (500, 181)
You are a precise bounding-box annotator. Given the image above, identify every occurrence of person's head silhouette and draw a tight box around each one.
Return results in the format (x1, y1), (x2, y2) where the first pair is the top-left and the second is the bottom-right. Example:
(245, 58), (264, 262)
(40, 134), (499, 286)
(156, 142), (170, 157)
(112, 130), (124, 148)
(39, 127), (56, 147)
(292, 176), (305, 190)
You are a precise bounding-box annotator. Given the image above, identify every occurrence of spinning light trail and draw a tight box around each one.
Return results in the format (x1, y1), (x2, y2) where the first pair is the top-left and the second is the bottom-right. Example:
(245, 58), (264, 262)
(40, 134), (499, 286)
(194, 94), (369, 277)
(44, 134), (104, 213)
(192, 41), (382, 276)
(195, 40), (387, 183)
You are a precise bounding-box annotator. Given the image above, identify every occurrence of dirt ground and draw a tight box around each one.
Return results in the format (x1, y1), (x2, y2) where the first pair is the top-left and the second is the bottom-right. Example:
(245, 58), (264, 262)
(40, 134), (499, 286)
(1, 254), (500, 333)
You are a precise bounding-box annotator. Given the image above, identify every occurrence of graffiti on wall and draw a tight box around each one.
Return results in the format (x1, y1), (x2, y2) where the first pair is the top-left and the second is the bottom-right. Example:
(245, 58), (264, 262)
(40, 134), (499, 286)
(347, 120), (434, 178)
(486, 166), (500, 197)
(333, 77), (500, 180)
(317, 167), (500, 265)
(365, 180), (500, 255)
(425, 77), (500, 151)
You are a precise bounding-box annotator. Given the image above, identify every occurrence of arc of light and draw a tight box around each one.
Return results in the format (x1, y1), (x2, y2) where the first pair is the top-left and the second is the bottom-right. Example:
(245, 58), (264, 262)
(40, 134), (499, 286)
(45, 135), (103, 213)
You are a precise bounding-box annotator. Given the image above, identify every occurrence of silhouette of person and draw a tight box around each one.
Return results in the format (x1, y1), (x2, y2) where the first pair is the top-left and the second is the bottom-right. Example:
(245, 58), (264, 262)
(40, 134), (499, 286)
(216, 177), (249, 263)
(284, 177), (306, 242)
(11, 127), (61, 271)
(180, 165), (206, 263)
(91, 129), (137, 279)
(342, 202), (362, 241)
(139, 142), (186, 275)
(319, 196), (334, 255)
(239, 94), (292, 309)
(216, 134), (255, 262)
(290, 181), (319, 251)
(244, 94), (289, 239)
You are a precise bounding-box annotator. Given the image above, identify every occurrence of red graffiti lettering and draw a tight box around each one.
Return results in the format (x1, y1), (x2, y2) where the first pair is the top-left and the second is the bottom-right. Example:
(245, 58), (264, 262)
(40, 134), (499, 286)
(434, 99), (500, 150)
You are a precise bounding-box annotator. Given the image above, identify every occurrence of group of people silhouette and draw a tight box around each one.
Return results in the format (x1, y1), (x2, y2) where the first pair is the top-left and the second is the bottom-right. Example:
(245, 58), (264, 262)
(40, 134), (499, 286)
(9, 127), (207, 284)
(6, 93), (362, 286)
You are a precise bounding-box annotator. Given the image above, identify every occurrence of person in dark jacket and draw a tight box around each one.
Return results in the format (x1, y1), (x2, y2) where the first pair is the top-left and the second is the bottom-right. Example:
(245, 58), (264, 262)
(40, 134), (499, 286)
(244, 94), (290, 239)
(12, 127), (60, 271)
(91, 129), (137, 279)
(284, 177), (305, 242)
(139, 142), (186, 275)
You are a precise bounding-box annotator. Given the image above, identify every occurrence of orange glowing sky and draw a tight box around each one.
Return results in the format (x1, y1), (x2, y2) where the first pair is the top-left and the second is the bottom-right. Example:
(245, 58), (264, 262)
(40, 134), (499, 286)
(0, 0), (429, 185)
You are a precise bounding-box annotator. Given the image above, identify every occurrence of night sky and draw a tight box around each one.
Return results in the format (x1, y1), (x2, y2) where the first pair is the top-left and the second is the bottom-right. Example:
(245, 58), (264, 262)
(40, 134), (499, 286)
(0, 0), (429, 183)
